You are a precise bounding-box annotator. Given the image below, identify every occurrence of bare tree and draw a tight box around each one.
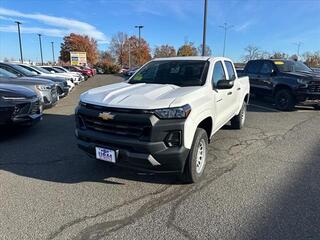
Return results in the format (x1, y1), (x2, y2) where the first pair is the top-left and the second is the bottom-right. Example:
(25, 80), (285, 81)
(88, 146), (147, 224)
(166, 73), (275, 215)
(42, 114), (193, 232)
(270, 52), (289, 59)
(197, 44), (212, 56)
(109, 32), (128, 67)
(242, 45), (261, 62)
(302, 51), (320, 67)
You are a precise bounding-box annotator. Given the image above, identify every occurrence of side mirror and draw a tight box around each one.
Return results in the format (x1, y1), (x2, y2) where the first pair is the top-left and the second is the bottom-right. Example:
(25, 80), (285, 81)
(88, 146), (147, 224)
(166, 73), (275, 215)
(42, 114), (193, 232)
(216, 80), (234, 89)
(51, 71), (55, 74)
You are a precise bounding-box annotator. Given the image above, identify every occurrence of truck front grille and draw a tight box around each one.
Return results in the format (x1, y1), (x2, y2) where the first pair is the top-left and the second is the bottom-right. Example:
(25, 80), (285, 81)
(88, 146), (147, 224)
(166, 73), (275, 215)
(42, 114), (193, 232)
(79, 115), (150, 139)
(14, 103), (31, 115)
(309, 82), (320, 93)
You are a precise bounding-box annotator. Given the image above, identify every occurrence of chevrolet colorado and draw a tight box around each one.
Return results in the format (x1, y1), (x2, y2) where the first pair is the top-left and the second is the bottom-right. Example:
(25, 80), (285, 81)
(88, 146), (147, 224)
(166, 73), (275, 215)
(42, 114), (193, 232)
(75, 57), (250, 183)
(238, 59), (320, 110)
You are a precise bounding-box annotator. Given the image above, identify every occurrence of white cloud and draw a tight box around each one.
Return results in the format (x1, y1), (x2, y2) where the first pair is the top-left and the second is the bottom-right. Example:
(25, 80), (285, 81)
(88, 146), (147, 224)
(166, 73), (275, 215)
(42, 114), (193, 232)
(0, 7), (108, 43)
(235, 21), (253, 32)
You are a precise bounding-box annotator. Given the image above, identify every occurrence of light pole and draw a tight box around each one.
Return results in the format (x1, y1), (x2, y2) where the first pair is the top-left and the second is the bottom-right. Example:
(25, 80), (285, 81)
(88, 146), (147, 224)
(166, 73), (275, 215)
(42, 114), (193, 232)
(294, 42), (302, 58)
(37, 34), (44, 65)
(202, 0), (208, 56)
(134, 25), (144, 65)
(51, 41), (55, 64)
(15, 21), (23, 63)
(219, 22), (234, 57)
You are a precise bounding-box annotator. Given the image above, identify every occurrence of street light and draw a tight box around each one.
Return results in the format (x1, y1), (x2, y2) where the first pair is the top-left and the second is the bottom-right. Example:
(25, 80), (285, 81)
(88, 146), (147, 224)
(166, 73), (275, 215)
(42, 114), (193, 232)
(51, 41), (55, 64)
(134, 25), (144, 65)
(202, 0), (208, 56)
(294, 42), (302, 58)
(37, 34), (44, 65)
(15, 21), (23, 63)
(219, 22), (234, 57)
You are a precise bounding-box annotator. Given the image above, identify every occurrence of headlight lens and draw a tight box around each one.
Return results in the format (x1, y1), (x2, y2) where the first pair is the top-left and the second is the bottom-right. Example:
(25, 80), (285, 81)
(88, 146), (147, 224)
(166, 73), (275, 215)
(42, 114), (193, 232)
(297, 78), (308, 85)
(36, 85), (51, 91)
(154, 104), (191, 119)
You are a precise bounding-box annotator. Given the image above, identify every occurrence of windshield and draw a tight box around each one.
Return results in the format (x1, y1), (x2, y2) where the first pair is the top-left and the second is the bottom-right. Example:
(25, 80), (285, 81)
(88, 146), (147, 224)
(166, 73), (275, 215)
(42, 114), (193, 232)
(129, 60), (208, 87)
(50, 67), (64, 73)
(11, 64), (38, 76)
(32, 66), (51, 74)
(0, 68), (18, 78)
(273, 60), (313, 73)
(54, 67), (68, 72)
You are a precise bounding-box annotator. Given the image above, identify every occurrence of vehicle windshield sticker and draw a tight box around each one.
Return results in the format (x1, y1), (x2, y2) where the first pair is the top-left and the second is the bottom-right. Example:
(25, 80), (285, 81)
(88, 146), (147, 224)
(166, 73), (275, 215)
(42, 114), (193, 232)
(274, 61), (284, 65)
(133, 74), (143, 80)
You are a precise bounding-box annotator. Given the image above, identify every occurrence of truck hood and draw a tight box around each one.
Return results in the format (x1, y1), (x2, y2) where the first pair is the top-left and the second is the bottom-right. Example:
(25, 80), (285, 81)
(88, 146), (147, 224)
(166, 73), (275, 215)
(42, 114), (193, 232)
(282, 72), (320, 82)
(80, 82), (204, 109)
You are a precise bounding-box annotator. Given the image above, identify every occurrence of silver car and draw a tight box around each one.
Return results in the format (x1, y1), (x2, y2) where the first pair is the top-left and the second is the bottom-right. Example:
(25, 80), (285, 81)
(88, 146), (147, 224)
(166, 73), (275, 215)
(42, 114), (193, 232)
(0, 68), (58, 109)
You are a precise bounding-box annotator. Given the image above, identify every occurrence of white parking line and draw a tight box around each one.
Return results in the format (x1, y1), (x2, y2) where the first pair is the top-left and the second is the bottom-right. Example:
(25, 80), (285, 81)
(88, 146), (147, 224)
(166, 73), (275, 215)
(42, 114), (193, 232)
(249, 104), (281, 112)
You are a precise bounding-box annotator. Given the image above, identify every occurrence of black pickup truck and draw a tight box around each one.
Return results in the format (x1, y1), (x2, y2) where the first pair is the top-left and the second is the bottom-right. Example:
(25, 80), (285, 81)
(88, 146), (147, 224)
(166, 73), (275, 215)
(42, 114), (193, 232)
(238, 59), (320, 110)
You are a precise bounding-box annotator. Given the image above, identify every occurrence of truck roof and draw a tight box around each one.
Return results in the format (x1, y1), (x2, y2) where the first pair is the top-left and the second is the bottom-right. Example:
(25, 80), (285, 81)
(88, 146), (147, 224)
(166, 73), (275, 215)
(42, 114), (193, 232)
(151, 56), (233, 62)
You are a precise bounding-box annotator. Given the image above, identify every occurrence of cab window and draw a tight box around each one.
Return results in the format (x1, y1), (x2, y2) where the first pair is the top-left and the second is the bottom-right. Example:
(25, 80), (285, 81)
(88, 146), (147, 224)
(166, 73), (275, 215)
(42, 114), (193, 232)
(260, 62), (274, 74)
(212, 61), (226, 87)
(224, 61), (236, 80)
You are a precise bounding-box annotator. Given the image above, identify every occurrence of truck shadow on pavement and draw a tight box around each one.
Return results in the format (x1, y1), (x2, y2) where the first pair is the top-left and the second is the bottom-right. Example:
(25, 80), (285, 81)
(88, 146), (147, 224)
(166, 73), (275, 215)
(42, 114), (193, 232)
(0, 114), (180, 185)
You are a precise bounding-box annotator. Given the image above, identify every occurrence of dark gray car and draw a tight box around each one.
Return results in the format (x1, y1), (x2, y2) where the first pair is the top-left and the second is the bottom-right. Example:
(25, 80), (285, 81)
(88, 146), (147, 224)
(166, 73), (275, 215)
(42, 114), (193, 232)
(0, 62), (69, 97)
(0, 68), (58, 108)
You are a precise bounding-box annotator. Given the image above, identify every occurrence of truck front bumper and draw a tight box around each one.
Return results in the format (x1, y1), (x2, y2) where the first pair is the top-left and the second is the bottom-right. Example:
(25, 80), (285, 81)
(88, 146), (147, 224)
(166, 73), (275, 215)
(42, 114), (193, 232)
(76, 130), (189, 173)
(75, 105), (190, 173)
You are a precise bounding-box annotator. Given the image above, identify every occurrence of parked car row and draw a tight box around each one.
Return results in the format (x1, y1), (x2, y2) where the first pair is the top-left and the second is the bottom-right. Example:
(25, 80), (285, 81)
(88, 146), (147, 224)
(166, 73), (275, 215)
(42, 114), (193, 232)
(0, 62), (96, 126)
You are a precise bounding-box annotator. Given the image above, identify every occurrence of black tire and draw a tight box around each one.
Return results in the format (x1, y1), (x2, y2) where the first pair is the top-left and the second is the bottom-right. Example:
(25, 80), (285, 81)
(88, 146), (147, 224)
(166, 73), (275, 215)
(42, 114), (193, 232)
(181, 128), (208, 183)
(313, 104), (320, 110)
(274, 89), (295, 111)
(231, 101), (247, 129)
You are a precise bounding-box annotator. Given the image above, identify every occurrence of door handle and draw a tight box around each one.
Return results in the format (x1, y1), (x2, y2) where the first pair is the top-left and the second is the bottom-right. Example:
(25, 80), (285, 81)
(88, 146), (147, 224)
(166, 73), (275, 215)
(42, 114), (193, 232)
(227, 92), (233, 95)
(237, 87), (241, 91)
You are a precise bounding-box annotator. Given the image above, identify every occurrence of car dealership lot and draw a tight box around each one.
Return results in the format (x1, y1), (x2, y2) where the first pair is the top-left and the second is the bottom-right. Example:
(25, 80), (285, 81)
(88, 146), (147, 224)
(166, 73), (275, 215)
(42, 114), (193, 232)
(0, 75), (319, 240)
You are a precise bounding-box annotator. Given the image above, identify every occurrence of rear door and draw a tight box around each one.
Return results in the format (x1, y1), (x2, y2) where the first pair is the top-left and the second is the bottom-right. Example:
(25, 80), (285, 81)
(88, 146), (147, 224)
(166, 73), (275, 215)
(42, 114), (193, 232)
(245, 61), (262, 93)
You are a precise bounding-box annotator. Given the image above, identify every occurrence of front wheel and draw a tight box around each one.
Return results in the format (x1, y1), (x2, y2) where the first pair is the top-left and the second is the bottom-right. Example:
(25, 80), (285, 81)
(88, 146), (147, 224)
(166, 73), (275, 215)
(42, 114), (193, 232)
(275, 89), (295, 111)
(181, 128), (208, 183)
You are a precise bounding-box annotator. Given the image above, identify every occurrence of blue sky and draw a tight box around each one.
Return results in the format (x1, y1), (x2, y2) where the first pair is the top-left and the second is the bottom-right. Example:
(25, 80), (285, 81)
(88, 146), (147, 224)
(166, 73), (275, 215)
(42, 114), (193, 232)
(0, 0), (320, 62)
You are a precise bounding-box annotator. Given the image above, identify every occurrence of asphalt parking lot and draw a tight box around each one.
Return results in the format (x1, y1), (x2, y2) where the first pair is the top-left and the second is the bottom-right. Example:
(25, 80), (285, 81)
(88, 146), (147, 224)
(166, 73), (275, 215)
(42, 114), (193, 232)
(1, 75), (319, 240)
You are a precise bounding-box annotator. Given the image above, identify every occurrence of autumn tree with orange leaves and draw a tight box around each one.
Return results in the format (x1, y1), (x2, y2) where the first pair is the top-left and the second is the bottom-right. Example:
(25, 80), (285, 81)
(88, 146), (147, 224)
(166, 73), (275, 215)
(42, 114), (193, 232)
(59, 33), (98, 65)
(109, 32), (151, 68)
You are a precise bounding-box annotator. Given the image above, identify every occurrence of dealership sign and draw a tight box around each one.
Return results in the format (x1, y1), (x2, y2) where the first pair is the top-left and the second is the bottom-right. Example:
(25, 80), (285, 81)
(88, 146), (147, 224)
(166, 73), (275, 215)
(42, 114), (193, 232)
(70, 52), (87, 66)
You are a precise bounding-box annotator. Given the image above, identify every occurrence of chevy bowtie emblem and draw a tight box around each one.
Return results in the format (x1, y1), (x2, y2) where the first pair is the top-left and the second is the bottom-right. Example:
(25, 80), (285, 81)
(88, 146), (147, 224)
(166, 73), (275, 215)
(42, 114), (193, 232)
(98, 112), (115, 121)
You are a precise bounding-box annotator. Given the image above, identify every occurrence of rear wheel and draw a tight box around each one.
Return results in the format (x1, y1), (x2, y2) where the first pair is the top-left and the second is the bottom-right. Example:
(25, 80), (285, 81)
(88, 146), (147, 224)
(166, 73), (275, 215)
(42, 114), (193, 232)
(180, 128), (208, 183)
(231, 101), (247, 129)
(275, 89), (295, 111)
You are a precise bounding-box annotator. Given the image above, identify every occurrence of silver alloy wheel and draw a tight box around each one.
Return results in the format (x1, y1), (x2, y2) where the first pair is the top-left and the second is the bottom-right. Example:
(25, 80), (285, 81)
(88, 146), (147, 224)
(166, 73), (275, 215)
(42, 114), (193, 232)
(196, 139), (206, 174)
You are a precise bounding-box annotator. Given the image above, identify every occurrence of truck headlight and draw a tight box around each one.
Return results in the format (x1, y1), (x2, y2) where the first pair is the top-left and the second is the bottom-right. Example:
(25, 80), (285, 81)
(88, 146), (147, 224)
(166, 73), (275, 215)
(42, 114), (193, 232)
(297, 78), (308, 87)
(154, 104), (191, 119)
(36, 85), (51, 91)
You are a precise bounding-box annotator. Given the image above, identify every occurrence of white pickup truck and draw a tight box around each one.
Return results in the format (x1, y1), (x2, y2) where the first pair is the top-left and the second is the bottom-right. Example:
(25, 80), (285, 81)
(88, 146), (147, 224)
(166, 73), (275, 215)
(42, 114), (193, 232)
(75, 57), (250, 183)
